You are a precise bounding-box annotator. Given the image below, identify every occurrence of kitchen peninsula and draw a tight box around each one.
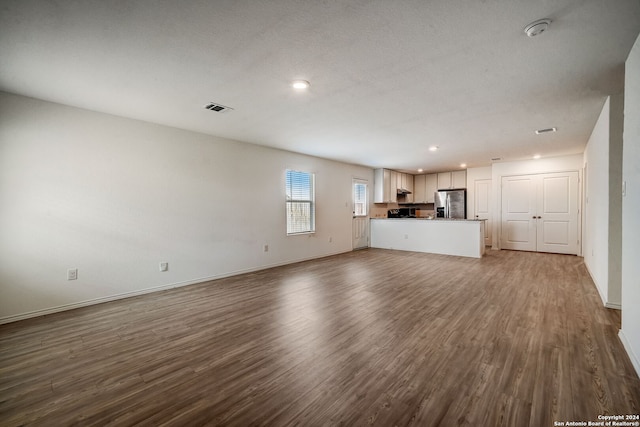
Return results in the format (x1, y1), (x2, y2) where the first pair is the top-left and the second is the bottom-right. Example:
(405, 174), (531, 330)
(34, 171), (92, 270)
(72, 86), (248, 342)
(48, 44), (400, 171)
(370, 218), (486, 258)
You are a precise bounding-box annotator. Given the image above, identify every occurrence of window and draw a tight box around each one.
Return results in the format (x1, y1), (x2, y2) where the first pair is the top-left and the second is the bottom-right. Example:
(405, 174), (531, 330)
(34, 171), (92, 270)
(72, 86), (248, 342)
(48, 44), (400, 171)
(353, 181), (367, 216)
(286, 169), (315, 235)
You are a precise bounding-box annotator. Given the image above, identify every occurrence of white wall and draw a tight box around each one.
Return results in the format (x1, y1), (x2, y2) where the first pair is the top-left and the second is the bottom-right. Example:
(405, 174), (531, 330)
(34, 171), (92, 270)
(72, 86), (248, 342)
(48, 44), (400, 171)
(490, 154), (584, 250)
(0, 92), (373, 322)
(583, 93), (624, 309)
(620, 34), (640, 377)
(608, 92), (624, 309)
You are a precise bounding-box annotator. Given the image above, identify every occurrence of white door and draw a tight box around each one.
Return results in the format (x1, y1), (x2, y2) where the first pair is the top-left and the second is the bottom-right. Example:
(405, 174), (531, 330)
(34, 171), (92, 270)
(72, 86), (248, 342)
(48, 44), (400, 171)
(536, 172), (579, 254)
(352, 179), (369, 249)
(501, 172), (579, 254)
(474, 179), (492, 246)
(501, 175), (537, 251)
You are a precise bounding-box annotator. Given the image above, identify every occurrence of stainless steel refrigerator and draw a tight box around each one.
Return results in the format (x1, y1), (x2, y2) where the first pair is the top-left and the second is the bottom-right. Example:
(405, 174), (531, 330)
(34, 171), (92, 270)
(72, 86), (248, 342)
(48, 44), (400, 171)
(434, 189), (466, 219)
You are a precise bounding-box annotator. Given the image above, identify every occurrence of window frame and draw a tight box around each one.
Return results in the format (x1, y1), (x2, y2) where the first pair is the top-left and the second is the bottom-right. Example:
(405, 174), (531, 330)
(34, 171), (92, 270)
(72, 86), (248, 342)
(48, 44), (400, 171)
(285, 169), (316, 235)
(353, 180), (368, 217)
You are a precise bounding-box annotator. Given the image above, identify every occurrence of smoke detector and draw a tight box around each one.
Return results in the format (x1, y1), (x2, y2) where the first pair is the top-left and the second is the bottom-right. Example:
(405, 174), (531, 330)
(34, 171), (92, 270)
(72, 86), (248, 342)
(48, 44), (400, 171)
(524, 19), (551, 37)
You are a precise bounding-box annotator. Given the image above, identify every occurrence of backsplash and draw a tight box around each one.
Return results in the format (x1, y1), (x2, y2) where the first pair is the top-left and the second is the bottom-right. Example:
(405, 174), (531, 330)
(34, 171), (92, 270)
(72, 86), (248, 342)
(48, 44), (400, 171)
(371, 203), (435, 218)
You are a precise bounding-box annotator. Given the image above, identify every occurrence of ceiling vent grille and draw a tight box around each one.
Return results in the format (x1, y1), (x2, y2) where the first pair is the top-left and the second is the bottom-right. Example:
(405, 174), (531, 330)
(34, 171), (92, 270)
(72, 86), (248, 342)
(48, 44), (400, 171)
(535, 127), (557, 134)
(204, 102), (233, 113)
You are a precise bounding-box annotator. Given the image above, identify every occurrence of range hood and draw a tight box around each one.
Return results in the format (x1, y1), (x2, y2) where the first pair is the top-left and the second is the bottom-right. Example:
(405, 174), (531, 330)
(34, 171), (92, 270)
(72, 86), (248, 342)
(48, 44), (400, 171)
(397, 188), (412, 195)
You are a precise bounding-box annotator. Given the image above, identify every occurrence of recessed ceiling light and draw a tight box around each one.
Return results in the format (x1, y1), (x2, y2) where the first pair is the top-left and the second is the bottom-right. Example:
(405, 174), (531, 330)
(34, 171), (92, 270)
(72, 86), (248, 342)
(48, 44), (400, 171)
(460, 163), (467, 168)
(429, 146), (439, 152)
(535, 127), (557, 135)
(417, 168), (424, 173)
(533, 154), (541, 159)
(292, 80), (310, 90)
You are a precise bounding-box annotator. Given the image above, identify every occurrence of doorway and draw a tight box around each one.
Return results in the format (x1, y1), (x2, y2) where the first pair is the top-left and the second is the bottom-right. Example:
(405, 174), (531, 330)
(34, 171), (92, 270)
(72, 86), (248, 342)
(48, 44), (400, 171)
(352, 179), (369, 250)
(474, 179), (492, 246)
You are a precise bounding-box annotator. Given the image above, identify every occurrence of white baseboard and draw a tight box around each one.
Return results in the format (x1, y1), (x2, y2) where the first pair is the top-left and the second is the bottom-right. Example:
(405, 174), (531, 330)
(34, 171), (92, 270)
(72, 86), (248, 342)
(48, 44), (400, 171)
(583, 261), (622, 310)
(619, 329), (640, 379)
(0, 249), (351, 325)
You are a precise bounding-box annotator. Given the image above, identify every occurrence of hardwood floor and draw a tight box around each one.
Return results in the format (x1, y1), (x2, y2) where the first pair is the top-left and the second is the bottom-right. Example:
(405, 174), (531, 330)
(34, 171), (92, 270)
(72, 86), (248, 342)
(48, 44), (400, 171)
(1, 249), (638, 426)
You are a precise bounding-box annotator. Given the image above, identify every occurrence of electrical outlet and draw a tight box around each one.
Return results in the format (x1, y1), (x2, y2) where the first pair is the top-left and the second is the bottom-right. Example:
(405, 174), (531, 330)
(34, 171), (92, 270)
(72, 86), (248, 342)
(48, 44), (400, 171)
(67, 268), (78, 280)
(404, 234), (409, 239)
(263, 244), (269, 252)
(159, 262), (169, 272)
(328, 236), (332, 243)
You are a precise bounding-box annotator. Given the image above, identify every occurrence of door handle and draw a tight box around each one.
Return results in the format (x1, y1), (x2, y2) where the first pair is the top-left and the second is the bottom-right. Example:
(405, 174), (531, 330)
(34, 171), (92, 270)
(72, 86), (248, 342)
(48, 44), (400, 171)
(532, 216), (537, 219)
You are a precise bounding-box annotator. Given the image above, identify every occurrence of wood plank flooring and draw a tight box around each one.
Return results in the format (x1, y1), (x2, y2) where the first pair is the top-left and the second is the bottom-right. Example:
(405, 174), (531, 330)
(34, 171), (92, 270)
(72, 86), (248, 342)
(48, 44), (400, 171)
(1, 249), (639, 426)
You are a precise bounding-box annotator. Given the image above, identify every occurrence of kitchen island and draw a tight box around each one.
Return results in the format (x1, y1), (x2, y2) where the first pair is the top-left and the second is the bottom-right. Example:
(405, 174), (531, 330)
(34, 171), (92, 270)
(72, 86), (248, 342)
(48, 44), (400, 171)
(370, 218), (486, 258)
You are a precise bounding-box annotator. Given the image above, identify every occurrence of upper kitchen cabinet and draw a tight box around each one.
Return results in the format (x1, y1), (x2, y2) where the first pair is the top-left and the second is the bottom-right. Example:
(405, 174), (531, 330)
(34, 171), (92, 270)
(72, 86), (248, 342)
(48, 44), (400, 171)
(413, 174), (437, 203)
(374, 169), (414, 203)
(402, 173), (414, 195)
(414, 174), (426, 203)
(397, 172), (414, 203)
(389, 170), (399, 203)
(425, 174), (438, 202)
(437, 172), (452, 189)
(374, 168), (397, 203)
(437, 170), (467, 189)
(452, 170), (466, 188)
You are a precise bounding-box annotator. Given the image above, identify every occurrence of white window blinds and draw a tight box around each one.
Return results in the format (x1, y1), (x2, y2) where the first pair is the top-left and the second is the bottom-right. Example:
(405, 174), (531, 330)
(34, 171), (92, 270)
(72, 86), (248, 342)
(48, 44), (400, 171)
(286, 170), (315, 235)
(354, 182), (367, 216)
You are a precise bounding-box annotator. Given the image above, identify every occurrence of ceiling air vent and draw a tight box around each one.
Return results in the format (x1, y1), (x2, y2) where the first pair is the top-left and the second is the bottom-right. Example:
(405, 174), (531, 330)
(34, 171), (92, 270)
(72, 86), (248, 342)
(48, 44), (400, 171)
(535, 127), (557, 135)
(204, 102), (233, 113)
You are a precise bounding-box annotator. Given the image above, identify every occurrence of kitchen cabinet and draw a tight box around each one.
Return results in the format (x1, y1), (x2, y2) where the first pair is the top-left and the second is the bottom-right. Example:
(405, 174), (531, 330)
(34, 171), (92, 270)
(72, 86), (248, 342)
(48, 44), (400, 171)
(414, 175), (426, 203)
(412, 174), (437, 203)
(425, 174), (438, 202)
(452, 170), (466, 188)
(398, 172), (414, 203)
(374, 169), (416, 203)
(437, 172), (452, 190)
(374, 168), (397, 203)
(437, 170), (467, 189)
(389, 170), (399, 203)
(403, 173), (414, 195)
(390, 170), (399, 195)
(370, 218), (486, 258)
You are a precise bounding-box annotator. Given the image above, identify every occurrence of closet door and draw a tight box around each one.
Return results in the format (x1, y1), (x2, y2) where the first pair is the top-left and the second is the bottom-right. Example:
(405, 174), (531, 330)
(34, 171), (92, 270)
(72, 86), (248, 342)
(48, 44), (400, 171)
(536, 172), (579, 254)
(501, 175), (537, 251)
(501, 171), (579, 254)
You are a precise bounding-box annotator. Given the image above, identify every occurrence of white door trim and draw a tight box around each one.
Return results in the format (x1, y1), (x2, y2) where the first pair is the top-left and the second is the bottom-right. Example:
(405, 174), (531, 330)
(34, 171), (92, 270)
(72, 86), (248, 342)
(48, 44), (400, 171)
(352, 178), (369, 250)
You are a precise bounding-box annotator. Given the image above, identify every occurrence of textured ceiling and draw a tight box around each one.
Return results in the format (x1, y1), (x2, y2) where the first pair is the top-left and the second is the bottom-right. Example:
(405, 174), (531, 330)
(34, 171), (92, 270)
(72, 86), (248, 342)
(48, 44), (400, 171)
(1, 0), (639, 172)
